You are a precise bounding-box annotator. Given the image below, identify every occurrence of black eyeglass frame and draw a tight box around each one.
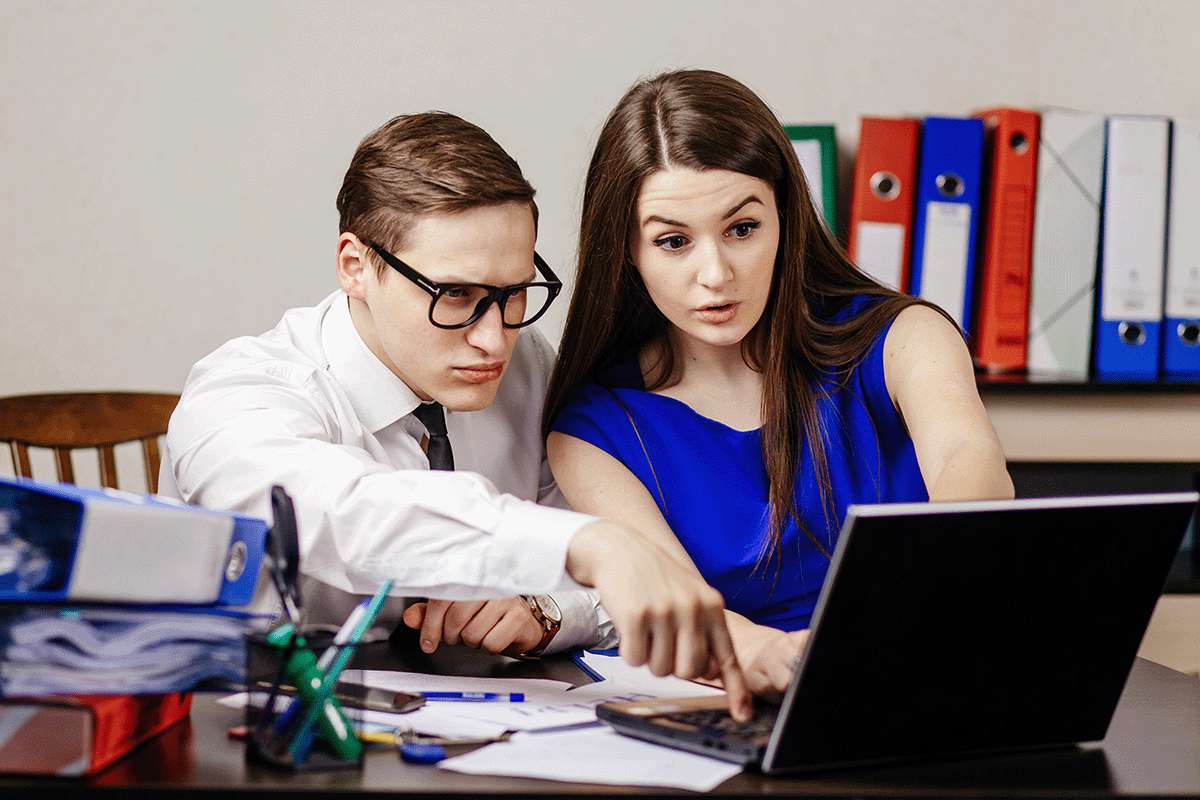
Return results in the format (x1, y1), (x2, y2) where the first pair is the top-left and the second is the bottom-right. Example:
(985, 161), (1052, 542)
(366, 241), (563, 330)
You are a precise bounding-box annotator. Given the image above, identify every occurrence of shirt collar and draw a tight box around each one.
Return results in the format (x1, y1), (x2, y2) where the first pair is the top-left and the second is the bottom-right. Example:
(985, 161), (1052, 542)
(321, 293), (422, 433)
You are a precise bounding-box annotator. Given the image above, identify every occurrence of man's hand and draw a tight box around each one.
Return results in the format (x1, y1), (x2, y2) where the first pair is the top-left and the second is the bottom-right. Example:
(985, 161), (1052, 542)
(566, 520), (752, 721)
(402, 597), (544, 655)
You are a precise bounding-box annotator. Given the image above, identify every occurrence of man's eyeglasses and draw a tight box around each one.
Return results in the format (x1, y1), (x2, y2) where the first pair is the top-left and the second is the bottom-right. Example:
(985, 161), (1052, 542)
(366, 241), (562, 330)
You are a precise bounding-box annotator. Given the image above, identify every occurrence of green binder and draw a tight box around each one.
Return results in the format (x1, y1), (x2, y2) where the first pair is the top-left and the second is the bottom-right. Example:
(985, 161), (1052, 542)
(784, 124), (838, 234)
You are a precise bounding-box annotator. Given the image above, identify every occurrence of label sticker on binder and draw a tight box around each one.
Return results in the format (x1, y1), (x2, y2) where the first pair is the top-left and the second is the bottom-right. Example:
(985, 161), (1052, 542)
(791, 139), (825, 220)
(855, 222), (905, 291)
(919, 202), (972, 326)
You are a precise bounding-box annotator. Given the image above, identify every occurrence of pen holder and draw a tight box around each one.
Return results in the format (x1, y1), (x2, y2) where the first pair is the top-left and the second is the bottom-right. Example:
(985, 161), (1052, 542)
(243, 625), (367, 773)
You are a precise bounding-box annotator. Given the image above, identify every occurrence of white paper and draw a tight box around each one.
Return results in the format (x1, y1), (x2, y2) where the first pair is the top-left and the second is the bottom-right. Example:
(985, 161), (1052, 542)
(444, 651), (729, 733)
(576, 651), (724, 698)
(446, 682), (665, 731)
(336, 662), (723, 733)
(346, 669), (572, 701)
(854, 221), (906, 290)
(438, 725), (743, 791)
(217, 691), (510, 740)
(346, 669), (581, 731)
(919, 201), (972, 325)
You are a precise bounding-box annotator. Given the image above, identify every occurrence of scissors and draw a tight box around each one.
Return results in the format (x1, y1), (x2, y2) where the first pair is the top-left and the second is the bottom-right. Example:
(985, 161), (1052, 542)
(266, 485), (302, 623)
(358, 729), (513, 764)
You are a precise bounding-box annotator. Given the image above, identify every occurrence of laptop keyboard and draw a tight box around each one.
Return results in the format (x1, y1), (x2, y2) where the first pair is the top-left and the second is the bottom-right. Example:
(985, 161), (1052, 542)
(665, 707), (778, 740)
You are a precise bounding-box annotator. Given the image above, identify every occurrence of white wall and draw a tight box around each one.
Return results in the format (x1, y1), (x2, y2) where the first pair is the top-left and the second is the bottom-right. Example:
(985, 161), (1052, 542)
(3, 0), (1200, 480)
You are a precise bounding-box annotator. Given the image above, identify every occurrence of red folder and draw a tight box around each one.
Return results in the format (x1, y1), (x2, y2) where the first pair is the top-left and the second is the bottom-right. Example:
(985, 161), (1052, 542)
(972, 107), (1040, 372)
(848, 117), (920, 291)
(0, 694), (192, 776)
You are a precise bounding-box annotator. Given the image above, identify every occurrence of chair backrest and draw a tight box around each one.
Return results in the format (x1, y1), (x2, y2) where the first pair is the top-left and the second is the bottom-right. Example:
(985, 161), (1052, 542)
(0, 392), (179, 493)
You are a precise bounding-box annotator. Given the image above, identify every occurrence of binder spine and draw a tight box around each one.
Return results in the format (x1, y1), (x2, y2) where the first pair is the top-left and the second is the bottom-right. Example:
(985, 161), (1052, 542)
(1163, 118), (1200, 377)
(1026, 110), (1105, 376)
(849, 117), (919, 292)
(785, 125), (838, 234)
(909, 117), (985, 333)
(973, 109), (1039, 372)
(1094, 116), (1170, 378)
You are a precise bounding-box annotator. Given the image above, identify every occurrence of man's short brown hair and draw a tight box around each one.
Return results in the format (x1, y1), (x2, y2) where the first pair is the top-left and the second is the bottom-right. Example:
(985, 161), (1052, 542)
(336, 112), (538, 275)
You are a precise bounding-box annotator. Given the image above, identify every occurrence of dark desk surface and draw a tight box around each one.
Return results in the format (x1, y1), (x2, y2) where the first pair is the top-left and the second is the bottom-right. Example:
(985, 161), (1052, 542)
(4, 647), (1199, 798)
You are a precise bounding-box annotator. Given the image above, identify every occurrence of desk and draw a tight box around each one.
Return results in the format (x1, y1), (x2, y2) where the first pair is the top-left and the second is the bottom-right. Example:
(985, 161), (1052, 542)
(2, 652), (1198, 798)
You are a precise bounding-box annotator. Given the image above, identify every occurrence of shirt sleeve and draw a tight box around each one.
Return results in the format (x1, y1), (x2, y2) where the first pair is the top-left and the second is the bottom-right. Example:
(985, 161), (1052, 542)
(541, 588), (617, 654)
(167, 360), (596, 602)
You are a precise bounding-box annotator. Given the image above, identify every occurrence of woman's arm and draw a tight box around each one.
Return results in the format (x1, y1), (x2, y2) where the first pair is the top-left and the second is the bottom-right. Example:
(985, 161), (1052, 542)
(884, 305), (1015, 502)
(547, 431), (702, 572)
(548, 431), (802, 698)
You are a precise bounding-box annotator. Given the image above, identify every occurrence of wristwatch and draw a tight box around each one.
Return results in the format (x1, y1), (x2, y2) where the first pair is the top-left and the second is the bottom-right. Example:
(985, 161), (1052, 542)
(517, 594), (562, 657)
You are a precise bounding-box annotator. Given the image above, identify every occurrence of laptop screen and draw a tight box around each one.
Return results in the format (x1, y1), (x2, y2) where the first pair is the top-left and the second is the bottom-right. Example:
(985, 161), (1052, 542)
(762, 493), (1197, 773)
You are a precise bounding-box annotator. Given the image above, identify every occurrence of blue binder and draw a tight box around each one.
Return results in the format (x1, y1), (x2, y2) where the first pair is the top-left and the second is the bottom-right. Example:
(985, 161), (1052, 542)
(1163, 319), (1200, 379)
(0, 477), (266, 606)
(908, 117), (985, 334)
(1163, 117), (1200, 379)
(1093, 116), (1170, 379)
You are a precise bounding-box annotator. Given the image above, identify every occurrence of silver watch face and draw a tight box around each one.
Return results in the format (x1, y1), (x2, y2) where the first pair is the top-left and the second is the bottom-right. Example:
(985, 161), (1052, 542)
(532, 594), (561, 625)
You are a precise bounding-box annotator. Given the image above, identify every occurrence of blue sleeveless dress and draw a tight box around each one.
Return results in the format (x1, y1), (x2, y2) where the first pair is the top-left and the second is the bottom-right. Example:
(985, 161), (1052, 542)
(550, 296), (928, 631)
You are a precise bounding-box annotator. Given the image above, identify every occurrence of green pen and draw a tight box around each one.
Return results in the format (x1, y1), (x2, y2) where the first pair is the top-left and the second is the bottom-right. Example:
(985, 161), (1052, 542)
(289, 579), (393, 762)
(265, 624), (361, 763)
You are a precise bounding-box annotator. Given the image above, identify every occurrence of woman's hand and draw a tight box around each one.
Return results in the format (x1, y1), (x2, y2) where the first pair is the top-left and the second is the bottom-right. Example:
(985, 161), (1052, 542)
(733, 623), (809, 702)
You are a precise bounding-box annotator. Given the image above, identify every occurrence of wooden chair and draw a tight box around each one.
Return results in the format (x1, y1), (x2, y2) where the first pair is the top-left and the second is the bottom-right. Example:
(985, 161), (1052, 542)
(0, 392), (179, 493)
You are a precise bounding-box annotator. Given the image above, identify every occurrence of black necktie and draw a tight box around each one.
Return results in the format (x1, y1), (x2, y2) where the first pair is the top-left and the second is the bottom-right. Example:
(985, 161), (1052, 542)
(413, 402), (454, 471)
(393, 402), (455, 639)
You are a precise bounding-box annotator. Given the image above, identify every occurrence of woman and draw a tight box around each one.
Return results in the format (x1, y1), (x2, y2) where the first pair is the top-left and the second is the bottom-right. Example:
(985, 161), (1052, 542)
(544, 70), (1013, 698)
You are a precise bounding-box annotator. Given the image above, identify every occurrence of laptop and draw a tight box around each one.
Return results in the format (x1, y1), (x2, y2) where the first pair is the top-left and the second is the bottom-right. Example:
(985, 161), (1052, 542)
(597, 492), (1198, 774)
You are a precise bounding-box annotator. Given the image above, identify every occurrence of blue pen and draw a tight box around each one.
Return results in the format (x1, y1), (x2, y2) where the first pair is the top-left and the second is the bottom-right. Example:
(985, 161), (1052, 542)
(420, 691), (525, 702)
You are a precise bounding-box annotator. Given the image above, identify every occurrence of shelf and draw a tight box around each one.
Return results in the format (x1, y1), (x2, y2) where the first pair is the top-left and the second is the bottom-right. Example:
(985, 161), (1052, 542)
(976, 371), (1200, 394)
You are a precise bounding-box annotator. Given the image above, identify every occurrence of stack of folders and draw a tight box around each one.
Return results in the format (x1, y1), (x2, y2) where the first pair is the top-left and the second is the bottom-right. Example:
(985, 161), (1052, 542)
(0, 476), (271, 775)
(832, 110), (1200, 380)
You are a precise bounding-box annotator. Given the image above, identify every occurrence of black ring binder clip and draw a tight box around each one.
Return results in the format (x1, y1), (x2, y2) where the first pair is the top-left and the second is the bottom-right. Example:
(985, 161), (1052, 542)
(242, 486), (365, 772)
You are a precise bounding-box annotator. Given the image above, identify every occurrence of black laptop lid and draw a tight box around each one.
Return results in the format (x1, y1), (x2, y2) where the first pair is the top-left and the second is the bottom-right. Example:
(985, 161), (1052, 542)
(762, 493), (1198, 773)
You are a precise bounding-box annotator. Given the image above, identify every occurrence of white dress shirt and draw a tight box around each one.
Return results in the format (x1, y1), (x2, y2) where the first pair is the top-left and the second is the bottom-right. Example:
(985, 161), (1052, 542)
(160, 290), (613, 653)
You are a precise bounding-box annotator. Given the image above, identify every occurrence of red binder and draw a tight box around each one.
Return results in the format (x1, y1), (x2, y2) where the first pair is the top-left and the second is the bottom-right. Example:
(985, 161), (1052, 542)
(847, 117), (920, 291)
(0, 694), (192, 776)
(972, 107), (1040, 372)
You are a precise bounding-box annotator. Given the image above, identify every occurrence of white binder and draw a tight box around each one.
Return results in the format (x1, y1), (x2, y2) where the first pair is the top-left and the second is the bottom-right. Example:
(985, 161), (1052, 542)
(1026, 109), (1105, 376)
(1093, 116), (1170, 378)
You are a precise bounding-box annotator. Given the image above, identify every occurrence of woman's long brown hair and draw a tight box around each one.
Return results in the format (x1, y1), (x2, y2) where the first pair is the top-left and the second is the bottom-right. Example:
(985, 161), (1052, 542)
(543, 69), (953, 573)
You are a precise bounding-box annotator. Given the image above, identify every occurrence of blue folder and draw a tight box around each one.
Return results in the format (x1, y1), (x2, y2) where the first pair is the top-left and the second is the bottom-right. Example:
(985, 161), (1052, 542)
(908, 117), (985, 334)
(1163, 319), (1200, 378)
(1093, 116), (1170, 379)
(0, 477), (266, 606)
(1163, 119), (1200, 379)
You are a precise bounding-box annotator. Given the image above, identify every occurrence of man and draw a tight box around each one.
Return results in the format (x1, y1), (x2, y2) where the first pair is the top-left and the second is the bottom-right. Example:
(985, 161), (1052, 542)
(161, 112), (750, 718)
